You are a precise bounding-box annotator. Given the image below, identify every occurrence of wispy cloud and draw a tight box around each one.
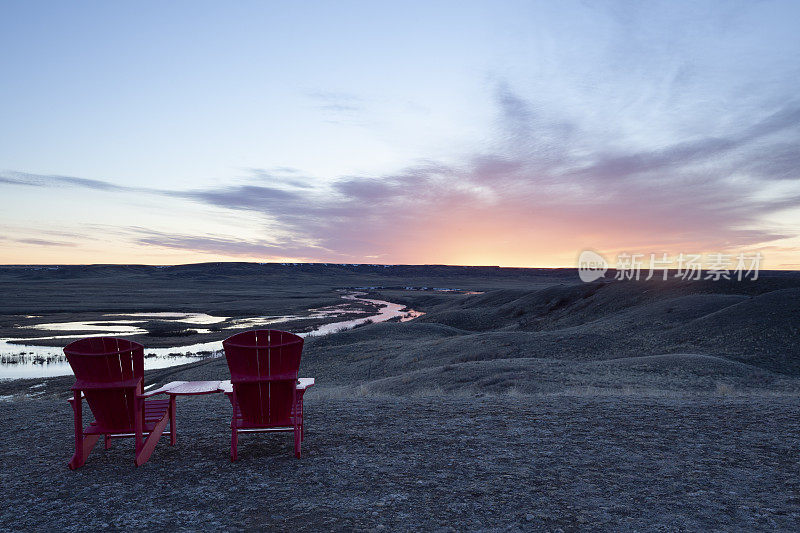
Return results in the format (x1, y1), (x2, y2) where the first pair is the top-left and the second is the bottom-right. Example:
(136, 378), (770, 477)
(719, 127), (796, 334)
(243, 168), (316, 189)
(305, 90), (363, 111)
(165, 85), (799, 259)
(0, 171), (148, 193)
(2, 84), (799, 263)
(133, 230), (330, 260)
(15, 238), (76, 247)
(304, 90), (367, 124)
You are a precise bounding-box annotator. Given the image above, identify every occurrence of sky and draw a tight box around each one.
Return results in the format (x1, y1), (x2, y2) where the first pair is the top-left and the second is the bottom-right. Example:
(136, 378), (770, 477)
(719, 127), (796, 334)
(1, 0), (799, 268)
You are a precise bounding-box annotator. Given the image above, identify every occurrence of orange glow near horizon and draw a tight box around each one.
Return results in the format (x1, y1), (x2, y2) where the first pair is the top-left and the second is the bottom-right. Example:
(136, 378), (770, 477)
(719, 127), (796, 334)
(2, 182), (799, 270)
(2, 237), (798, 270)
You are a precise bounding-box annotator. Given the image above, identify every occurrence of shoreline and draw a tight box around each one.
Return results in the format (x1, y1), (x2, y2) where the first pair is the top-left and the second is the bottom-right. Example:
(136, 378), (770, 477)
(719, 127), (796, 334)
(0, 292), (420, 380)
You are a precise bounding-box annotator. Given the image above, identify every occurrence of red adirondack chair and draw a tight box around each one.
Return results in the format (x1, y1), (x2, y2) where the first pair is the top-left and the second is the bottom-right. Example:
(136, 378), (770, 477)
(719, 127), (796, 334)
(64, 337), (176, 469)
(222, 330), (313, 460)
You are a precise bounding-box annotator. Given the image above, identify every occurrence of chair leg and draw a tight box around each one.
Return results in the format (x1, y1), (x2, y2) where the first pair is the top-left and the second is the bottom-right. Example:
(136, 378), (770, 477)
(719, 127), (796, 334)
(68, 391), (99, 469)
(70, 393), (83, 469)
(135, 412), (170, 467)
(69, 434), (99, 470)
(230, 389), (239, 461)
(299, 407), (304, 442)
(294, 426), (301, 458)
(231, 429), (238, 462)
(134, 400), (144, 458)
(104, 435), (112, 449)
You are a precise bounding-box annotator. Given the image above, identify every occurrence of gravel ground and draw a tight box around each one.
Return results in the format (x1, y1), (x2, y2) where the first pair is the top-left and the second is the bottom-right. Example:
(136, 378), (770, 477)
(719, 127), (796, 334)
(1, 392), (799, 531)
(2, 270), (799, 531)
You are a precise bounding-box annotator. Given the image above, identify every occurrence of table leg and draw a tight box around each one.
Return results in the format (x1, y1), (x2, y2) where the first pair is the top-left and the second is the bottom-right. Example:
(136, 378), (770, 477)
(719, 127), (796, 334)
(169, 395), (177, 445)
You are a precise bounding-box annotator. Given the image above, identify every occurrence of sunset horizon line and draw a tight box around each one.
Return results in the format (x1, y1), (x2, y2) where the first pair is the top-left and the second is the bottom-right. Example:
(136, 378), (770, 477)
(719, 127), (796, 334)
(2, 260), (798, 272)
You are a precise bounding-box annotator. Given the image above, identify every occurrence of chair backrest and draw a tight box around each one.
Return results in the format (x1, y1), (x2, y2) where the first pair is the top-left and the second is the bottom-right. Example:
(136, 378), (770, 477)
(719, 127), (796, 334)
(223, 330), (304, 427)
(64, 337), (145, 432)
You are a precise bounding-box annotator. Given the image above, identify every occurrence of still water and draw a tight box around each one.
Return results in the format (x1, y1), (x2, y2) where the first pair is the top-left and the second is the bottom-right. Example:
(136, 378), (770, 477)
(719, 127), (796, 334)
(1, 292), (423, 380)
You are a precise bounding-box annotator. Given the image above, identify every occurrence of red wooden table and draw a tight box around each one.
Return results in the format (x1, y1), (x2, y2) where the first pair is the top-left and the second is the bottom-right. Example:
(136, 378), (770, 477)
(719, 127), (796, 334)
(143, 381), (224, 440)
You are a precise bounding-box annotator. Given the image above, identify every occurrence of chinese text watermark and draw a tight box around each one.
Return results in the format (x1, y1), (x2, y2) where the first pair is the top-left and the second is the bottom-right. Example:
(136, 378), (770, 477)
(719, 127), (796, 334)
(577, 251), (762, 283)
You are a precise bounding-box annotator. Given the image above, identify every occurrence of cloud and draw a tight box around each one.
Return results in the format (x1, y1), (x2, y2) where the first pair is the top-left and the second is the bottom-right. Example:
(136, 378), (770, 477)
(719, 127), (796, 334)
(3, 84), (799, 264)
(134, 230), (330, 260)
(269, 166), (302, 174)
(176, 86), (799, 261)
(0, 171), (146, 193)
(244, 168), (317, 189)
(569, 104), (800, 183)
(15, 238), (76, 247)
(178, 185), (304, 213)
(305, 90), (364, 115)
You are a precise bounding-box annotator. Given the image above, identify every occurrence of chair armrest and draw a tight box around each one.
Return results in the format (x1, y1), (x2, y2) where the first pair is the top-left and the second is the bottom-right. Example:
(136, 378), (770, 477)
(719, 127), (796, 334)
(220, 378), (314, 393)
(72, 377), (142, 391)
(230, 374), (297, 384)
(297, 378), (315, 390)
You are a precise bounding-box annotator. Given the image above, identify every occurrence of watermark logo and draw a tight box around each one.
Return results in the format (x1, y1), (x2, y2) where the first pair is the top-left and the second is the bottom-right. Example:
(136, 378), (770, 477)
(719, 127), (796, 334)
(578, 250), (609, 282)
(577, 251), (762, 282)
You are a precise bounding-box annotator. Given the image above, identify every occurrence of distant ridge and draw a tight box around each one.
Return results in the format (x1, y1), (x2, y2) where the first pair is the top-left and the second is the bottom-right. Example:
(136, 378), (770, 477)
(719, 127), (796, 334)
(0, 262), (582, 281)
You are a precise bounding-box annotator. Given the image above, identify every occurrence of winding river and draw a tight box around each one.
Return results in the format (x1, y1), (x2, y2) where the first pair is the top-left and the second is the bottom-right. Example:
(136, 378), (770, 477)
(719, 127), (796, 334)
(0, 292), (423, 380)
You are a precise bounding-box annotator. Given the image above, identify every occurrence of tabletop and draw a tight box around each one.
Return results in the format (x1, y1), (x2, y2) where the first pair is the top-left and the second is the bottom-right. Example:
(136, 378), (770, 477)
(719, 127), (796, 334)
(144, 378), (315, 396)
(143, 380), (221, 396)
(166, 380), (222, 395)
